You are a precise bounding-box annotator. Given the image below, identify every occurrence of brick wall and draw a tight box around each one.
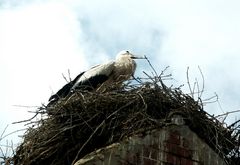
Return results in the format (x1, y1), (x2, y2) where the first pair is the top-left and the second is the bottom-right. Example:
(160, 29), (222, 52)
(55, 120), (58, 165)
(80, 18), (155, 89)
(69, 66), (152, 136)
(163, 130), (200, 165)
(74, 117), (227, 165)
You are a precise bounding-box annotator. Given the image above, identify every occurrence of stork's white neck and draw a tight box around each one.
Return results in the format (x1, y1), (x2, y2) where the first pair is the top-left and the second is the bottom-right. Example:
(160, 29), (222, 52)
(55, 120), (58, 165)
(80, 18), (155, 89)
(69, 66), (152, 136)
(115, 56), (132, 62)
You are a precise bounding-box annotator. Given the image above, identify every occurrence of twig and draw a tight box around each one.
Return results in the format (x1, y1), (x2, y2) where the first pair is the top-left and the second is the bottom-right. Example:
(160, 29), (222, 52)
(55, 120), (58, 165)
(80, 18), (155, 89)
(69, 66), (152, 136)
(195, 78), (200, 99)
(144, 56), (167, 90)
(0, 129), (27, 141)
(50, 70), (72, 98)
(132, 75), (142, 83)
(12, 105), (39, 108)
(202, 92), (218, 104)
(68, 69), (72, 81)
(143, 71), (156, 83)
(228, 118), (240, 129)
(198, 66), (205, 98)
(71, 120), (105, 165)
(192, 80), (197, 97)
(62, 73), (69, 83)
(0, 125), (8, 140)
(186, 67), (193, 98)
(160, 66), (170, 76)
(216, 110), (240, 118)
(144, 56), (158, 78)
(12, 113), (39, 124)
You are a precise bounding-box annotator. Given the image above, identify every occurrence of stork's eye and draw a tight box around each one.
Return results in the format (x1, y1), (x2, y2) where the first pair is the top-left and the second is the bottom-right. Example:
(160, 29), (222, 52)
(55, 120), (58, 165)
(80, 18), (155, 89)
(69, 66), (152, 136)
(126, 51), (129, 54)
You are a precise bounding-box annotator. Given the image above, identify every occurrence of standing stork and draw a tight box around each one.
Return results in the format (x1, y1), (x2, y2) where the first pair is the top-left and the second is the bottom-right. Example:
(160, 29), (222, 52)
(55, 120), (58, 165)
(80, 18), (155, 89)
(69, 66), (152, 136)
(48, 50), (144, 103)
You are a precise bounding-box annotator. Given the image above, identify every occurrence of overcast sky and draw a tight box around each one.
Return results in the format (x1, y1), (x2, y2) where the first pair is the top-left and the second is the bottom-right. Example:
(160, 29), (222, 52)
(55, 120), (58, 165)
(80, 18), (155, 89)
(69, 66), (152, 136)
(1, 0), (240, 153)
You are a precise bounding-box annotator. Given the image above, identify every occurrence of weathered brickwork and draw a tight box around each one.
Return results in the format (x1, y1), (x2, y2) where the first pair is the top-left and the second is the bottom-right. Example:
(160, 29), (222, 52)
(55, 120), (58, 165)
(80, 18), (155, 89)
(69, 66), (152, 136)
(162, 130), (201, 165)
(75, 122), (227, 165)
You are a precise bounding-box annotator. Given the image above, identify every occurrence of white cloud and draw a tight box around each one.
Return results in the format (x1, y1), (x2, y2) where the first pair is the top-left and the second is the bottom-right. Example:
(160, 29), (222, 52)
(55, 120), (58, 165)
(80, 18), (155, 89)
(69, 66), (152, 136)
(0, 0), (88, 146)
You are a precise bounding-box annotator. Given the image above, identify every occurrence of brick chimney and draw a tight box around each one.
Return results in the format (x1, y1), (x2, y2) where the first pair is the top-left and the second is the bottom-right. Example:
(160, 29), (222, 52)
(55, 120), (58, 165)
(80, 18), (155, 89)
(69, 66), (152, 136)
(75, 115), (227, 165)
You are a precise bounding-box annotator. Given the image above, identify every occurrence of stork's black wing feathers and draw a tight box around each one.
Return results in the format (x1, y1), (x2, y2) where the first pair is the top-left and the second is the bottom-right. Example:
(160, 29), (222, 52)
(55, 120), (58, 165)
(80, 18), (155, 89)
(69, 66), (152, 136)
(48, 83), (72, 101)
(71, 61), (115, 90)
(48, 72), (85, 102)
(74, 74), (109, 90)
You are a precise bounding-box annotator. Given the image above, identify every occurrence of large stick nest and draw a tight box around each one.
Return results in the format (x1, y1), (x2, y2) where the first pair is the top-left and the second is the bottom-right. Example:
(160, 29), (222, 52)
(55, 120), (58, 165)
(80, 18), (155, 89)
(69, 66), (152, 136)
(13, 80), (239, 165)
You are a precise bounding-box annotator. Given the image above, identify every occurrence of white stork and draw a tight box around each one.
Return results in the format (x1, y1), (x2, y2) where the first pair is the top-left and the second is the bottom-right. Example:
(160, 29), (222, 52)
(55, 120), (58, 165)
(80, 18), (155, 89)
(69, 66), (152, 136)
(48, 50), (144, 103)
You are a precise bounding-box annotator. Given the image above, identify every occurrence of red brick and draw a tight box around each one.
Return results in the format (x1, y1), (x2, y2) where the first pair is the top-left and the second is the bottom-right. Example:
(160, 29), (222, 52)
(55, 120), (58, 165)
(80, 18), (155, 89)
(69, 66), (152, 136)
(183, 149), (192, 158)
(164, 142), (179, 153)
(166, 153), (180, 165)
(167, 132), (181, 145)
(142, 144), (158, 164)
(182, 138), (190, 148)
(181, 157), (193, 165)
(176, 147), (185, 157)
(177, 147), (192, 158)
(124, 152), (141, 164)
(164, 142), (192, 158)
(143, 157), (156, 165)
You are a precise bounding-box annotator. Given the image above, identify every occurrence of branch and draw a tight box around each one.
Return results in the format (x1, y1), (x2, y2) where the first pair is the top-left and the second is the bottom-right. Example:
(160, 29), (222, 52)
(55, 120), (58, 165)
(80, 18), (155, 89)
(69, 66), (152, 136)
(198, 66), (205, 98)
(186, 67), (194, 98)
(144, 55), (167, 90)
(0, 125), (8, 141)
(216, 109), (240, 118)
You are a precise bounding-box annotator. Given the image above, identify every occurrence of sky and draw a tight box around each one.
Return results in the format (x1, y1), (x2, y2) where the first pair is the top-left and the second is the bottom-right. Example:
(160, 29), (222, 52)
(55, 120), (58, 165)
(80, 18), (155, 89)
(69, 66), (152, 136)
(1, 0), (240, 157)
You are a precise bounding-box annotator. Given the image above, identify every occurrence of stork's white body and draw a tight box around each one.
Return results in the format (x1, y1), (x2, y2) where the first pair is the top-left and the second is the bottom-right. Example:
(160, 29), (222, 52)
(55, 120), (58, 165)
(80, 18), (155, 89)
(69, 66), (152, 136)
(72, 51), (139, 90)
(48, 50), (143, 102)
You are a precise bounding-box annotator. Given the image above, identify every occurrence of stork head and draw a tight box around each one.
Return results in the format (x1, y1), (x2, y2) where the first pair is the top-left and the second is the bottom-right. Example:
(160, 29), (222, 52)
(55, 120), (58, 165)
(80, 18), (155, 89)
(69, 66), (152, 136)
(115, 50), (145, 60)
